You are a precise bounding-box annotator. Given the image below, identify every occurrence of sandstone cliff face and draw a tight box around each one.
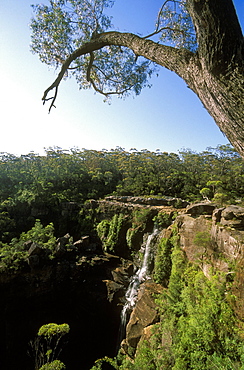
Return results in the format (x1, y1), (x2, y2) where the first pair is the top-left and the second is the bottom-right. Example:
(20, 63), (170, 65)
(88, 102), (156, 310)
(86, 195), (187, 222)
(177, 204), (244, 267)
(1, 198), (244, 369)
(121, 202), (244, 359)
(174, 205), (244, 322)
(120, 281), (163, 356)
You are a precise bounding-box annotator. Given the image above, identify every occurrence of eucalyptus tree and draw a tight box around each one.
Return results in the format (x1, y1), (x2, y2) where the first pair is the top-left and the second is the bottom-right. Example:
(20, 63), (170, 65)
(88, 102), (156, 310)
(30, 0), (243, 156)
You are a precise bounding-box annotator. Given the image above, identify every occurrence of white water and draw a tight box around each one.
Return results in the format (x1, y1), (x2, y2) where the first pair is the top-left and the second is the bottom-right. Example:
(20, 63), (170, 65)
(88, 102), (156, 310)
(117, 227), (158, 350)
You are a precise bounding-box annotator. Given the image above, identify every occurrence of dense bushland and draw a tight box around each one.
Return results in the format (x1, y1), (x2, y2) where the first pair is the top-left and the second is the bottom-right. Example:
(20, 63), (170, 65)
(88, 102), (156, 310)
(0, 144), (243, 254)
(0, 145), (243, 225)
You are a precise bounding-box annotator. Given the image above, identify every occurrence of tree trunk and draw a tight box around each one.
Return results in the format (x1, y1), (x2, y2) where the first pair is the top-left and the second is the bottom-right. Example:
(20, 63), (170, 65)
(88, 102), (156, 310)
(185, 0), (244, 156)
(182, 62), (244, 157)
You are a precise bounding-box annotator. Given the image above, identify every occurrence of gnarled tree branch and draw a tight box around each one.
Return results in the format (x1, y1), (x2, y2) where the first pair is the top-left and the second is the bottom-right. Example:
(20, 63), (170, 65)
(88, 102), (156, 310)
(42, 31), (193, 111)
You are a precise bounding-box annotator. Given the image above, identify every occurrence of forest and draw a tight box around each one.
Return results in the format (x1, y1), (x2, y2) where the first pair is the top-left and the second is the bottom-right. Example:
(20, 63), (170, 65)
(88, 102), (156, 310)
(0, 143), (244, 370)
(0, 143), (243, 242)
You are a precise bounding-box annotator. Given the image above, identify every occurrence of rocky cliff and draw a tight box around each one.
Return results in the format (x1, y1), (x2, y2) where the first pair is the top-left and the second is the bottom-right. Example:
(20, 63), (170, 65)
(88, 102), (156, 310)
(119, 202), (244, 364)
(0, 197), (244, 369)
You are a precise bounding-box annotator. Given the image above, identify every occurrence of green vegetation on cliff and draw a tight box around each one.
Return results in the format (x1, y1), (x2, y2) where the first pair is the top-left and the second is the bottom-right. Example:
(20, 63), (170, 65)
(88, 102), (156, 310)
(117, 230), (244, 370)
(97, 213), (127, 254)
(0, 220), (57, 272)
(30, 323), (69, 370)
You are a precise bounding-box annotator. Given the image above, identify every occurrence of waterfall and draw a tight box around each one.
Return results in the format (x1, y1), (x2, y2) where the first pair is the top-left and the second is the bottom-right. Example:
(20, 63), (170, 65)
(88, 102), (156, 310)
(117, 227), (158, 351)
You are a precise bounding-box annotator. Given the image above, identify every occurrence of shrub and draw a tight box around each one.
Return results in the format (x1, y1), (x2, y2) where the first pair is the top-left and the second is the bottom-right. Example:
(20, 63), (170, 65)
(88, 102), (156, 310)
(30, 323), (69, 370)
(97, 219), (110, 243)
(0, 220), (57, 272)
(38, 323), (70, 339)
(132, 208), (152, 228)
(90, 356), (118, 370)
(39, 360), (66, 370)
(97, 214), (126, 254)
(193, 231), (211, 249)
(153, 212), (174, 229)
(126, 209), (153, 251)
(154, 237), (173, 286)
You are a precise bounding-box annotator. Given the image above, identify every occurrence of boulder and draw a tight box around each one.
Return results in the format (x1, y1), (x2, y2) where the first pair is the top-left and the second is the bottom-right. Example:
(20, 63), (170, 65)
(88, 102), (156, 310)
(186, 202), (216, 216)
(212, 207), (225, 223)
(111, 266), (132, 286)
(28, 243), (43, 256)
(27, 254), (40, 269)
(23, 240), (33, 251)
(103, 279), (124, 303)
(73, 236), (95, 253)
(125, 282), (162, 350)
(27, 243), (44, 268)
(56, 233), (70, 256)
(220, 205), (244, 229)
(56, 233), (70, 249)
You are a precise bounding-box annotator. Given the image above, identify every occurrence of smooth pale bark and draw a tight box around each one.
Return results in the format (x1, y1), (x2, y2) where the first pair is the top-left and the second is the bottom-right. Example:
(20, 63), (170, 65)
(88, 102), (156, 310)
(43, 0), (244, 157)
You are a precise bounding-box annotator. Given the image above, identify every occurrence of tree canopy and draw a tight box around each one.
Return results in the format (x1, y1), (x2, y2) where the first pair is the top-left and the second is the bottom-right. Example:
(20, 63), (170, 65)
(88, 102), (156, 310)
(30, 0), (244, 156)
(0, 145), (243, 207)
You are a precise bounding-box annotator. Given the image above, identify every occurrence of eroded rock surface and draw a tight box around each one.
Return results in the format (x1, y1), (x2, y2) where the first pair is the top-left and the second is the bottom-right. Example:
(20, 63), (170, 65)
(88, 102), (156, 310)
(121, 203), (244, 358)
(121, 281), (162, 356)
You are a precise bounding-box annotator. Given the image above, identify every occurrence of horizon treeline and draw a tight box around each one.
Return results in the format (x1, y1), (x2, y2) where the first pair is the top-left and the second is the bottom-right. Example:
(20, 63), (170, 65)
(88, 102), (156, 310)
(0, 144), (243, 205)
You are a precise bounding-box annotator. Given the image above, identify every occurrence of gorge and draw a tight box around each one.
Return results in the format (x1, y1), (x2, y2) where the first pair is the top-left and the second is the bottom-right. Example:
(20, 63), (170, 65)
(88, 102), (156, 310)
(0, 196), (244, 369)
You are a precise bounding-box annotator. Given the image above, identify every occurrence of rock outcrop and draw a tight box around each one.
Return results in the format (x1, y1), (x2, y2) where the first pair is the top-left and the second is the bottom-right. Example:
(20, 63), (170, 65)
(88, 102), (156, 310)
(121, 281), (163, 357)
(85, 196), (188, 223)
(120, 203), (244, 358)
(105, 196), (189, 208)
(175, 204), (244, 275)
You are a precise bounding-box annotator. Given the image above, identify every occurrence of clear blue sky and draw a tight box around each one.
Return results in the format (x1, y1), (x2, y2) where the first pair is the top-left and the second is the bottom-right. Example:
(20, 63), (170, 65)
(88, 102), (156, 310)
(0, 0), (243, 156)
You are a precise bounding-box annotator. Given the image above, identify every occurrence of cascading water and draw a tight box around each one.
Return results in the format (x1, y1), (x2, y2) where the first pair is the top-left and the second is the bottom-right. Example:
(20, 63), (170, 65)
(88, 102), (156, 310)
(117, 227), (158, 351)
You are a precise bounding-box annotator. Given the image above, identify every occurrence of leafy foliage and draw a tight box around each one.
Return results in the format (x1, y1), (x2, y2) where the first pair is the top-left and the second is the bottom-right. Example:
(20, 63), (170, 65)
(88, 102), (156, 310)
(30, 323), (69, 370)
(30, 0), (155, 100)
(38, 323), (70, 339)
(30, 0), (114, 64)
(90, 356), (118, 369)
(157, 0), (197, 51)
(153, 211), (176, 229)
(154, 237), (173, 286)
(126, 208), (153, 250)
(39, 360), (66, 370)
(0, 220), (56, 272)
(97, 213), (126, 254)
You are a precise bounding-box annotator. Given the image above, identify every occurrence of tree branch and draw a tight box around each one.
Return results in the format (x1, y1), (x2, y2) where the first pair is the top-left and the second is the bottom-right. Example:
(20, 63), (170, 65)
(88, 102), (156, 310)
(42, 32), (194, 111)
(42, 39), (106, 112)
(153, 0), (181, 36)
(143, 26), (193, 40)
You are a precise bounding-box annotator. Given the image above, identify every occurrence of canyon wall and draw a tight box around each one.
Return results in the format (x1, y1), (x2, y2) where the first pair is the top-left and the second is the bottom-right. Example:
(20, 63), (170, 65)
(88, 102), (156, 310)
(0, 197), (243, 369)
